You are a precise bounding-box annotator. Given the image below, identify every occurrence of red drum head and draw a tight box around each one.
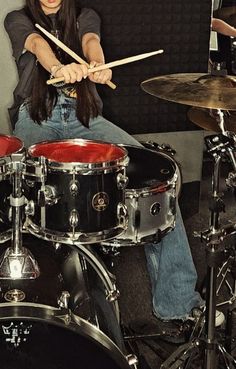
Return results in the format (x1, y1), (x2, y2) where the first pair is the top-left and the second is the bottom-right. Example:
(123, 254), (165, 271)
(28, 139), (126, 163)
(0, 135), (23, 157)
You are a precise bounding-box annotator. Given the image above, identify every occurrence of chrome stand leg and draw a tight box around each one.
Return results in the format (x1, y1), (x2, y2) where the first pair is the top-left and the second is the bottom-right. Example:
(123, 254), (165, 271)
(0, 153), (39, 279)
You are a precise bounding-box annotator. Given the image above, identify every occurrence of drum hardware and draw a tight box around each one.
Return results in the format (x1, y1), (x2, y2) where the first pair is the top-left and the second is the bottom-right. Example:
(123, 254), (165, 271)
(126, 354), (139, 368)
(160, 130), (236, 369)
(0, 153), (39, 280)
(57, 290), (71, 309)
(0, 135), (24, 243)
(141, 141), (176, 157)
(213, 250), (236, 308)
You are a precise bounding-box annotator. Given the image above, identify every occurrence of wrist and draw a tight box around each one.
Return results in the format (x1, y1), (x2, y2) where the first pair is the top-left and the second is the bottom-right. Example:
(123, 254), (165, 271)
(50, 63), (64, 77)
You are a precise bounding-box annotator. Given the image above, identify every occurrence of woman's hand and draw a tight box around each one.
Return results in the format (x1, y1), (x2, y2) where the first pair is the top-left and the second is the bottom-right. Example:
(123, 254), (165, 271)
(87, 61), (112, 84)
(52, 62), (88, 84)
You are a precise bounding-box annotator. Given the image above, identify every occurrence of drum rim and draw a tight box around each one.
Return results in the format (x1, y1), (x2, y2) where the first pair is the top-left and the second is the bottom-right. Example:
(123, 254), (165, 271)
(27, 138), (129, 169)
(0, 134), (23, 157)
(119, 143), (181, 193)
(0, 305), (130, 369)
(26, 217), (126, 247)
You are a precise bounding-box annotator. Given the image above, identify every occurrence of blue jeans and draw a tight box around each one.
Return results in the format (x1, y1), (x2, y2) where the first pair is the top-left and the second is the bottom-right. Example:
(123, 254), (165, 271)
(145, 206), (203, 320)
(14, 93), (140, 148)
(14, 94), (203, 319)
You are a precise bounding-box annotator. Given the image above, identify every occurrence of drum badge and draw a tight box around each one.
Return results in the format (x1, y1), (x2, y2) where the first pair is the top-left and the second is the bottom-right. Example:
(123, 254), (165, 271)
(92, 192), (109, 211)
(4, 289), (26, 302)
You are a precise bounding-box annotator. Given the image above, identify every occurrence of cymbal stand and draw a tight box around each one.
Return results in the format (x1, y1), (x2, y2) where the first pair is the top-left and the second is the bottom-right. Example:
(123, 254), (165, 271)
(0, 153), (39, 279)
(215, 251), (236, 308)
(161, 129), (236, 369)
(207, 114), (236, 309)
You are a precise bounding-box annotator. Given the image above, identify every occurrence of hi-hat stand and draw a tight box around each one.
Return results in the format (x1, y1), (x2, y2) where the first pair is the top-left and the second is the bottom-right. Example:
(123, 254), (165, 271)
(0, 152), (39, 279)
(161, 109), (236, 369)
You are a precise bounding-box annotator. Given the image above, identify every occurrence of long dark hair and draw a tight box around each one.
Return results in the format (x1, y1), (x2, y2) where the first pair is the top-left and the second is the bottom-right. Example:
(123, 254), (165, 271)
(24, 0), (99, 126)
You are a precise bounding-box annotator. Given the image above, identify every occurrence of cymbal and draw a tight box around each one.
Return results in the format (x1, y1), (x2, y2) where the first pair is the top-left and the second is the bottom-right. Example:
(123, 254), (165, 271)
(187, 107), (236, 132)
(213, 6), (236, 27)
(141, 73), (236, 110)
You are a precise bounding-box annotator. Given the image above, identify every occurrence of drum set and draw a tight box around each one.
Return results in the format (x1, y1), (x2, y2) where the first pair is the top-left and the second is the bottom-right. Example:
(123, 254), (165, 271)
(0, 134), (180, 369)
(3, 70), (236, 369)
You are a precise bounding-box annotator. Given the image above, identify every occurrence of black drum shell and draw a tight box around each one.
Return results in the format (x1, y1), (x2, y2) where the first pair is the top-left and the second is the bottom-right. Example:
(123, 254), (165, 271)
(0, 237), (128, 369)
(27, 169), (124, 233)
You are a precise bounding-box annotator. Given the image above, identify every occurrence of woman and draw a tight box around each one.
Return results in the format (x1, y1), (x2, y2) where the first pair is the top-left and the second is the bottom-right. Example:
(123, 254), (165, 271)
(4, 0), (140, 147)
(5, 0), (206, 340)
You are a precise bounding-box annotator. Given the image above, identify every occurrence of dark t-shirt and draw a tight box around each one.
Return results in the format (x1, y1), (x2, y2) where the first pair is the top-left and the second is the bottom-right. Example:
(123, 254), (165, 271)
(4, 7), (103, 128)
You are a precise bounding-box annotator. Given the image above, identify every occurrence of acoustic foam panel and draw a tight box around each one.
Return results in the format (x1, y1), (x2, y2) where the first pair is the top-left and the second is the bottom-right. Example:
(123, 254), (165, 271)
(80, 0), (212, 134)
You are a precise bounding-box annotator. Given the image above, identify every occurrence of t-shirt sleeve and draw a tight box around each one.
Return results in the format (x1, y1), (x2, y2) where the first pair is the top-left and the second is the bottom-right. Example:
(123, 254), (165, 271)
(78, 8), (101, 41)
(4, 10), (39, 63)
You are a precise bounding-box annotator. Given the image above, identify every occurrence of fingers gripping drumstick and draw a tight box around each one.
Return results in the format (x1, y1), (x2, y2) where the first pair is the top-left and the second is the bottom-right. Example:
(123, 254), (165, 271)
(47, 49), (164, 85)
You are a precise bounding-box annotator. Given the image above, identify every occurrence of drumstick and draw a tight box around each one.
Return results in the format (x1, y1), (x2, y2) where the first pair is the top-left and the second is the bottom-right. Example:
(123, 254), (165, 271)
(47, 49), (164, 85)
(35, 23), (116, 90)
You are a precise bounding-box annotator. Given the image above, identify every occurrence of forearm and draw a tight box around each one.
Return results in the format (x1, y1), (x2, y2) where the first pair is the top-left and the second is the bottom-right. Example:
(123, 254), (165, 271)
(82, 33), (105, 64)
(25, 33), (88, 83)
(25, 34), (61, 73)
(212, 18), (236, 37)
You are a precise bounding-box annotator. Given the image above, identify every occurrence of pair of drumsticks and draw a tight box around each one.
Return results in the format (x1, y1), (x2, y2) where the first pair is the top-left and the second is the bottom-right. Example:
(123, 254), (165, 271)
(35, 24), (163, 90)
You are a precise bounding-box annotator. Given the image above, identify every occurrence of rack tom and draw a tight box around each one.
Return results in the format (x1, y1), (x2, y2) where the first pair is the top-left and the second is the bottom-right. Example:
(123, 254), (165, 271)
(24, 139), (128, 244)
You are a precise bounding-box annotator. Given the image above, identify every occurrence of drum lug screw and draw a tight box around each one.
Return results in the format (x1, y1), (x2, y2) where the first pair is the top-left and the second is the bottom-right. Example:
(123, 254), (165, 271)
(106, 288), (120, 302)
(58, 290), (70, 309)
(69, 180), (80, 196)
(126, 354), (139, 368)
(25, 200), (35, 216)
(44, 185), (58, 206)
(69, 209), (79, 228)
(117, 173), (128, 190)
(117, 203), (128, 228)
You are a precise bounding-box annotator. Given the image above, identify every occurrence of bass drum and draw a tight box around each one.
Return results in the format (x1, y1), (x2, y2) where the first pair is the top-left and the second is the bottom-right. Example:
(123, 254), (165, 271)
(0, 236), (131, 369)
(102, 144), (181, 247)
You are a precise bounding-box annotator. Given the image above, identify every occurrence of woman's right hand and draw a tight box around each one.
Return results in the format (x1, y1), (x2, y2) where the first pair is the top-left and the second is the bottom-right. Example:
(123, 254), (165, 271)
(52, 62), (88, 83)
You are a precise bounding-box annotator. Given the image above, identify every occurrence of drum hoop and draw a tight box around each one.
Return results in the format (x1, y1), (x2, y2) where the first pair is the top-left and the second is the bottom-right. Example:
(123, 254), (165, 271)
(45, 158), (128, 172)
(0, 305), (130, 368)
(26, 217), (125, 246)
(0, 135), (23, 157)
(27, 139), (129, 170)
(125, 180), (176, 197)
(120, 143), (182, 197)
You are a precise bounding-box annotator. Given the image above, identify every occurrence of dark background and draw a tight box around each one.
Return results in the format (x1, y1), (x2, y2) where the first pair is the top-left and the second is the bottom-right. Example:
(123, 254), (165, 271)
(79, 0), (212, 134)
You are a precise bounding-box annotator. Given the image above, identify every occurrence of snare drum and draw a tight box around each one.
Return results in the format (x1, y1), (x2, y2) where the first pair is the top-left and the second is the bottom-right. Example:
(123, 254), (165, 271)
(0, 237), (131, 369)
(24, 139), (128, 244)
(102, 145), (181, 247)
(0, 135), (23, 242)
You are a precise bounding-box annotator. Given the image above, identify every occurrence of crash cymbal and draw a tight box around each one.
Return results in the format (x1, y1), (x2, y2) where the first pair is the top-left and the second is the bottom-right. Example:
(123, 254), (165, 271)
(213, 6), (236, 27)
(141, 73), (236, 110)
(187, 107), (236, 132)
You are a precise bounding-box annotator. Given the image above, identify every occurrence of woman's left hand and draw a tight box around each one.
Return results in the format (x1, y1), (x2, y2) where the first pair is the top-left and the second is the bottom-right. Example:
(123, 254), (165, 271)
(88, 61), (112, 84)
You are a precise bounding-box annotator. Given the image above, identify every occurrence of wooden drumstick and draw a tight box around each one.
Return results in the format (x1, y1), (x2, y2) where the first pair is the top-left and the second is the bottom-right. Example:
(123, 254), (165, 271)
(47, 49), (164, 85)
(35, 23), (116, 90)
